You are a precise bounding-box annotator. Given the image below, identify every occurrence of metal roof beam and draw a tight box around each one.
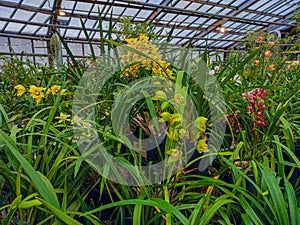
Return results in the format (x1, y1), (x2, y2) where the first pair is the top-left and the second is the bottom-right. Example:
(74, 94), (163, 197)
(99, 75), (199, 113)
(184, 0), (259, 47)
(0, 1), (247, 36)
(1, 0), (294, 34)
(68, 0), (295, 27)
(186, 0), (284, 18)
(0, 17), (245, 43)
(185, 0), (236, 10)
(227, 2), (296, 50)
(0, 32), (236, 52)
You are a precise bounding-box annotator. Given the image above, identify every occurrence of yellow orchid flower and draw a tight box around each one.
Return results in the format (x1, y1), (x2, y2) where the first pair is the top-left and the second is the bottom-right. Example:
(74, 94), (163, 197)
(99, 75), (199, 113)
(29, 85), (45, 104)
(170, 114), (182, 125)
(47, 85), (66, 96)
(166, 149), (182, 163)
(174, 94), (185, 104)
(142, 60), (152, 70)
(197, 139), (208, 153)
(71, 115), (82, 125)
(139, 33), (149, 41)
(154, 90), (167, 100)
(126, 38), (138, 43)
(194, 116), (207, 130)
(167, 128), (179, 141)
(55, 112), (70, 123)
(14, 84), (26, 97)
(51, 85), (61, 95)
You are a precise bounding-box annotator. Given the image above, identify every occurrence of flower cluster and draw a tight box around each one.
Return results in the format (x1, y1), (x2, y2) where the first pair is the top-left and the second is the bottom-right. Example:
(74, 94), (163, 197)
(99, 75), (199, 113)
(120, 34), (173, 78)
(254, 37), (277, 71)
(242, 88), (268, 132)
(14, 84), (66, 104)
(226, 113), (242, 135)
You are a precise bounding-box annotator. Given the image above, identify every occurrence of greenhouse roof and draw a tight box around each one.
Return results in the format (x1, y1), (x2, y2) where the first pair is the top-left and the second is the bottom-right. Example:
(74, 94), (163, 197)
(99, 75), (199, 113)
(0, 0), (298, 61)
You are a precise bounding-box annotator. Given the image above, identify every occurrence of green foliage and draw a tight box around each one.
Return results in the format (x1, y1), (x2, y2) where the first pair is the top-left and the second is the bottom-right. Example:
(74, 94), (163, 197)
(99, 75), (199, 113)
(0, 7), (299, 225)
(113, 16), (157, 41)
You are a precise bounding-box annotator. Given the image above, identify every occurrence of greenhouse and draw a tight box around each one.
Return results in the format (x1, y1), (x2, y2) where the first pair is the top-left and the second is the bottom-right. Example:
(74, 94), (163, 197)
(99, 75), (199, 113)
(0, 0), (299, 224)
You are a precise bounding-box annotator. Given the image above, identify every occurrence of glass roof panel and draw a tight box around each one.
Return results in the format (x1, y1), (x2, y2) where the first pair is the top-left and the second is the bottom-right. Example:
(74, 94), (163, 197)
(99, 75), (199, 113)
(207, 6), (223, 14)
(243, 13), (257, 20)
(271, 4), (296, 15)
(171, 28), (183, 36)
(173, 14), (188, 22)
(10, 38), (32, 53)
(218, 8), (233, 15)
(22, 25), (40, 34)
(174, 1), (190, 9)
(122, 8), (139, 16)
(230, 0), (246, 7)
(178, 29), (195, 37)
(75, 2), (95, 15)
(169, 38), (181, 44)
(0, 0), (297, 57)
(183, 15), (198, 23)
(69, 18), (81, 27)
(216, 0), (235, 6)
(84, 20), (97, 29)
(186, 2), (203, 10)
(14, 9), (34, 21)
(161, 13), (177, 21)
(147, 0), (164, 4)
(0, 6), (14, 18)
(196, 40), (206, 46)
(5, 22), (24, 32)
(22, 0), (45, 8)
(0, 21), (7, 31)
(209, 0), (222, 3)
(249, 0), (276, 11)
(136, 10), (153, 19)
(36, 27), (48, 35)
(9, 0), (20, 3)
(65, 29), (80, 38)
(196, 5), (211, 12)
(61, 0), (76, 10)
(105, 6), (126, 15)
(31, 13), (50, 23)
(89, 3), (106, 16)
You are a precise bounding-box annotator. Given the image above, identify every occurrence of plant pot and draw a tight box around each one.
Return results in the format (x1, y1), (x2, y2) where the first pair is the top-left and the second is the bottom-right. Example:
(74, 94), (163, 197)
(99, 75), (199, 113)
(82, 188), (120, 222)
(246, 174), (256, 193)
(294, 144), (300, 157)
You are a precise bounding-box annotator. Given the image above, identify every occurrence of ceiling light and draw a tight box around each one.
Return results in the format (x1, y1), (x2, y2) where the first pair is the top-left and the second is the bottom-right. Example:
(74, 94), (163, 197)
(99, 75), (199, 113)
(220, 26), (226, 33)
(58, 9), (66, 16)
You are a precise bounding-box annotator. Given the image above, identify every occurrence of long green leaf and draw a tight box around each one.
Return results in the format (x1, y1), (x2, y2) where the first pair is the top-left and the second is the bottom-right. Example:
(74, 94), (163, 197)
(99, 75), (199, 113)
(39, 198), (82, 225)
(0, 130), (60, 209)
(133, 204), (142, 225)
(284, 178), (299, 225)
(259, 163), (290, 225)
(80, 18), (96, 60)
(199, 195), (235, 225)
(84, 198), (189, 225)
(239, 195), (264, 225)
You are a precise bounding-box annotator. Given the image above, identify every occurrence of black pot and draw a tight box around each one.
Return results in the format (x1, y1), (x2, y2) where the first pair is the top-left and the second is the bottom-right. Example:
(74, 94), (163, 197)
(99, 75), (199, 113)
(246, 174), (256, 193)
(84, 189), (120, 221)
(294, 144), (300, 157)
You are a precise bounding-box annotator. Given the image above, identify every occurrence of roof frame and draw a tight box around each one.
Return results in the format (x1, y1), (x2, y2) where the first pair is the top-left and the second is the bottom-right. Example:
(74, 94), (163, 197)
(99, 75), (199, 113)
(0, 0), (297, 55)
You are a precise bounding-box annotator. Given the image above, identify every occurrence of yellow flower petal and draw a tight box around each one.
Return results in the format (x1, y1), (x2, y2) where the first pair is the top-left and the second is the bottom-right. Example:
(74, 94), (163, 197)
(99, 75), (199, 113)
(51, 85), (61, 95)
(60, 89), (67, 96)
(29, 85), (45, 103)
(14, 84), (26, 97)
